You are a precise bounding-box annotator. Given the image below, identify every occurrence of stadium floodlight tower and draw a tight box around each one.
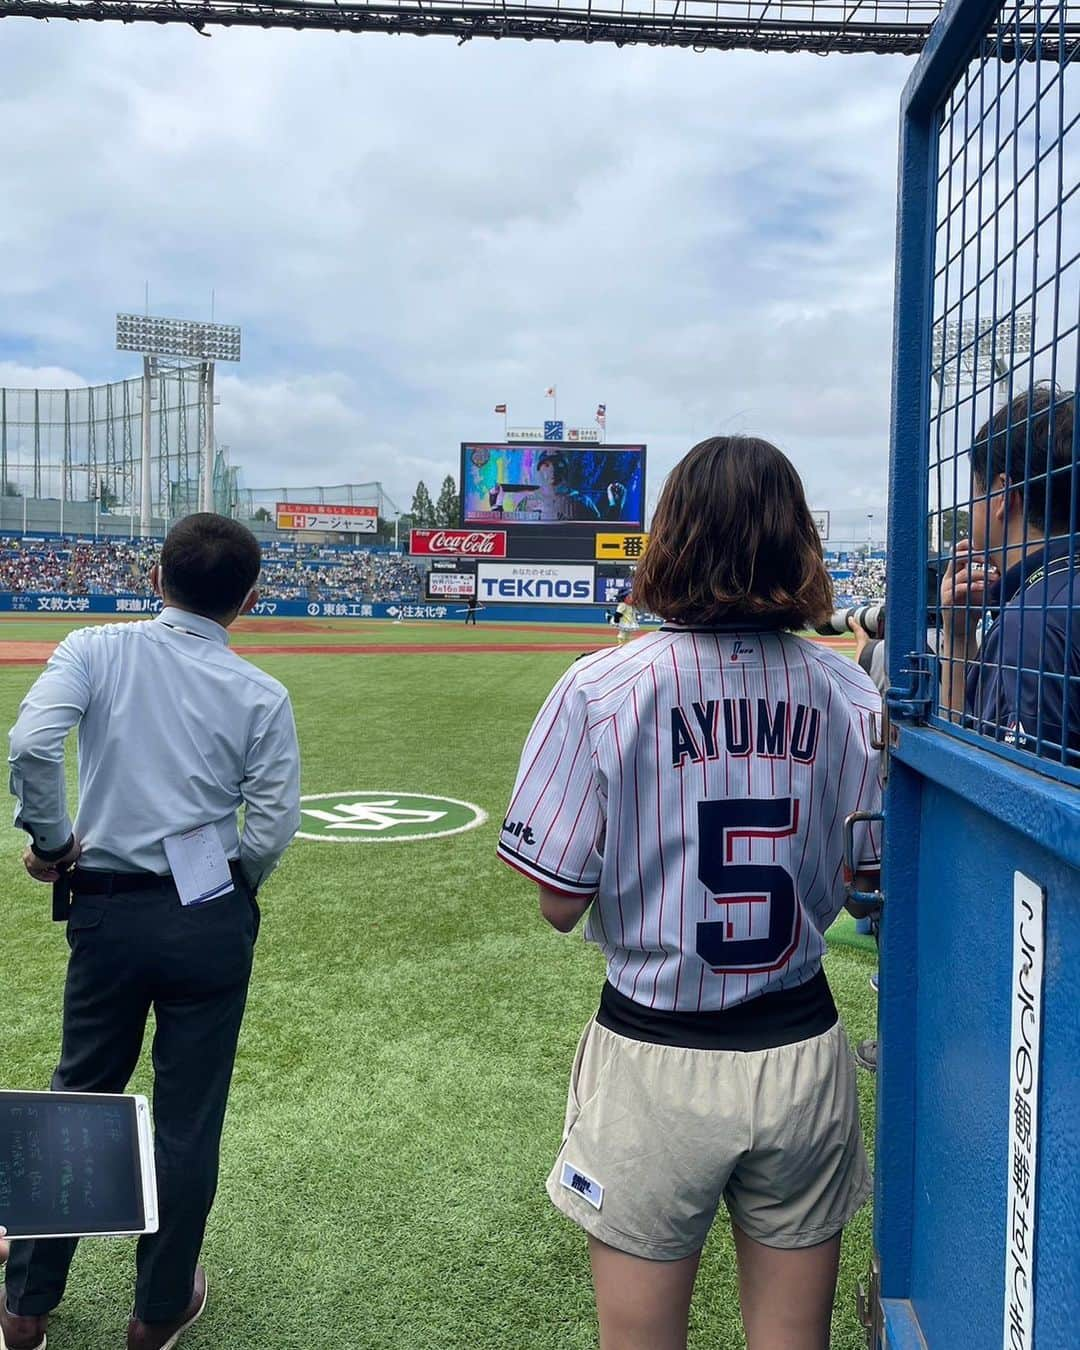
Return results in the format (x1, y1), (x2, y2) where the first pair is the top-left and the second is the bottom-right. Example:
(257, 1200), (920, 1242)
(927, 311), (1032, 552)
(116, 313), (242, 533)
(930, 311), (1032, 392)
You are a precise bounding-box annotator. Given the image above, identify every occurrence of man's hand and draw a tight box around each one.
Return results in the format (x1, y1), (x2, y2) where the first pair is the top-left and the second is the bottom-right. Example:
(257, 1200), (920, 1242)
(23, 838), (81, 884)
(851, 615), (872, 662)
(606, 482), (628, 512)
(938, 540), (998, 716)
(939, 540), (998, 652)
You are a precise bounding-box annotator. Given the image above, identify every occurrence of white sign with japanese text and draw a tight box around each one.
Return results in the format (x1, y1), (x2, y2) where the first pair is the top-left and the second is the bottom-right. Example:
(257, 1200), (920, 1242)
(811, 509), (830, 540)
(477, 562), (595, 605)
(276, 502), (378, 534)
(1004, 871), (1044, 1350)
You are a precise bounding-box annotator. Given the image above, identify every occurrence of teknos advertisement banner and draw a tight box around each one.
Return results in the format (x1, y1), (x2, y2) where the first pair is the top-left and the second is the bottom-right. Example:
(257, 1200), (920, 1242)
(409, 529), (507, 558)
(476, 562), (596, 605)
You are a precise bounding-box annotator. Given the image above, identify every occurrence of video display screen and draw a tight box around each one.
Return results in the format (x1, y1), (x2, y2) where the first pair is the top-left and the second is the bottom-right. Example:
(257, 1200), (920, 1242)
(427, 572), (476, 600)
(461, 444), (645, 529)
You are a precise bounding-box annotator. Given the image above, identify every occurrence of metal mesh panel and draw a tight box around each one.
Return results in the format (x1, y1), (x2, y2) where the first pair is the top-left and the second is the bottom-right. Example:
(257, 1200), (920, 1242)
(0, 371), (206, 521)
(234, 483), (392, 521)
(928, 1), (1079, 779)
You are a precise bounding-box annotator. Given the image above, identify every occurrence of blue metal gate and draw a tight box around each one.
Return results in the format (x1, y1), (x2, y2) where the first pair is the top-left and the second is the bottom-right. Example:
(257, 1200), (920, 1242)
(877, 0), (1079, 1345)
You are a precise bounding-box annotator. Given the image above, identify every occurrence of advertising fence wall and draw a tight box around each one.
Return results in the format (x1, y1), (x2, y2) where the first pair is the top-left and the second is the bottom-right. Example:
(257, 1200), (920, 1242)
(2, 593), (615, 624)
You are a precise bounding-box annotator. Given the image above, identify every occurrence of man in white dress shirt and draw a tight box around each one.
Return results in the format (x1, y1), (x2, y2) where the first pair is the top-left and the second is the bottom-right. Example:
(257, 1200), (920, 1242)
(2, 513), (300, 1350)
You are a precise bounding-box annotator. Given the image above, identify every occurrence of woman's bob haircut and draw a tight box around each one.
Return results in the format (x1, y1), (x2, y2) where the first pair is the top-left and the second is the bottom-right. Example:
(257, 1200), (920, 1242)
(632, 435), (833, 630)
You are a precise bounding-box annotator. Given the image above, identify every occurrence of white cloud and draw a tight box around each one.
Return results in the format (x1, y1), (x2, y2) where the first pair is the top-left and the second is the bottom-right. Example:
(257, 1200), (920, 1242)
(0, 362), (88, 391)
(0, 21), (916, 536)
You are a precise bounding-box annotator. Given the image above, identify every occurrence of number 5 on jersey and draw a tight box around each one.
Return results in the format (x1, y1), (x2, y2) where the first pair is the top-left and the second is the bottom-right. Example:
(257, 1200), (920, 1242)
(696, 797), (801, 975)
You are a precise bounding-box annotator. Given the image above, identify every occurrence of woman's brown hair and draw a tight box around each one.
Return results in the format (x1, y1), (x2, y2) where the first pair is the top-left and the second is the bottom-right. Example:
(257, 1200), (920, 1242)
(632, 436), (833, 629)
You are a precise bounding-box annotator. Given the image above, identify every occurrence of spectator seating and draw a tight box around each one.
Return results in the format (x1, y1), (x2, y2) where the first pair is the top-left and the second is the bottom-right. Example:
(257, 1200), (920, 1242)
(0, 536), (424, 604)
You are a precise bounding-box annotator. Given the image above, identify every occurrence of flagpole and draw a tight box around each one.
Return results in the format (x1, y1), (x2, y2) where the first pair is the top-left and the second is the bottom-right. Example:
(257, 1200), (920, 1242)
(503, 407), (508, 439)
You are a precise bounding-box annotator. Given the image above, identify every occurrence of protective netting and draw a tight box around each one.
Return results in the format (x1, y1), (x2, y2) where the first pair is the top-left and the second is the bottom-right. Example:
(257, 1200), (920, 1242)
(0, 371), (210, 519)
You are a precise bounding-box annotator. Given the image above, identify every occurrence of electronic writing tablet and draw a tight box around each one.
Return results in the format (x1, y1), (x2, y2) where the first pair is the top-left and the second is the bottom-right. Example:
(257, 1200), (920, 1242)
(0, 1090), (158, 1240)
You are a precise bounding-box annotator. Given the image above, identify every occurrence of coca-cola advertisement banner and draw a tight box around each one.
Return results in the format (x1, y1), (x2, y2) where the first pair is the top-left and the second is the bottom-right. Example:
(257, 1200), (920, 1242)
(410, 529), (508, 558)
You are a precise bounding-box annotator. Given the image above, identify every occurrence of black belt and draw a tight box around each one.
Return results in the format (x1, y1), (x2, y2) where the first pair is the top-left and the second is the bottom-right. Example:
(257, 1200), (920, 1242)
(53, 860), (247, 919)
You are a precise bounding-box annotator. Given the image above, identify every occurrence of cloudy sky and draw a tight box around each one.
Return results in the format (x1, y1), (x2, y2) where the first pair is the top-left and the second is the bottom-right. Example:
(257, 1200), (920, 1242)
(0, 18), (915, 539)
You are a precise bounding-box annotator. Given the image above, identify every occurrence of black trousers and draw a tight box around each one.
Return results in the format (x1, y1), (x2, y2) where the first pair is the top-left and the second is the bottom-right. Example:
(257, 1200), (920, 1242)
(5, 878), (258, 1322)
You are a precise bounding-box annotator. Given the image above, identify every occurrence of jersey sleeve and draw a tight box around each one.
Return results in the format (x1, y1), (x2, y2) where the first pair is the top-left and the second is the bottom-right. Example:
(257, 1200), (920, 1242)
(497, 669), (604, 898)
(842, 702), (884, 887)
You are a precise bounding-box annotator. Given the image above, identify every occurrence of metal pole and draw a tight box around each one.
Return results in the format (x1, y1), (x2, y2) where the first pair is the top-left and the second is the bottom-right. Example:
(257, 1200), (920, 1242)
(394, 512), (399, 549)
(22, 493), (27, 535)
(201, 361), (215, 512)
(95, 498), (100, 540)
(140, 355), (153, 536)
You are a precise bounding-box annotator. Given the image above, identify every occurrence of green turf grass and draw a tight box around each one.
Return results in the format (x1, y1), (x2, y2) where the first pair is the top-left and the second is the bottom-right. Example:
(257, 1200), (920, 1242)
(0, 634), (877, 1349)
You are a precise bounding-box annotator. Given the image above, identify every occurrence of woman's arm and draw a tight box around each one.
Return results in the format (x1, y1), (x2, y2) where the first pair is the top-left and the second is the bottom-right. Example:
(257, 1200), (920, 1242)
(539, 884), (595, 932)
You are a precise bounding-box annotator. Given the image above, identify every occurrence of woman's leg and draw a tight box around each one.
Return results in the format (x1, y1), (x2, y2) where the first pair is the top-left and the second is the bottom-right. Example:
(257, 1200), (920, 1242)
(588, 1235), (701, 1350)
(732, 1224), (840, 1350)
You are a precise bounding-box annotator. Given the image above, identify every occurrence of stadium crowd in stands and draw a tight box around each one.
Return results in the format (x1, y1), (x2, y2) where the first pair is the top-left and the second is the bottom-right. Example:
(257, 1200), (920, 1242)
(0, 536), (424, 603)
(0, 535), (881, 609)
(829, 555), (887, 605)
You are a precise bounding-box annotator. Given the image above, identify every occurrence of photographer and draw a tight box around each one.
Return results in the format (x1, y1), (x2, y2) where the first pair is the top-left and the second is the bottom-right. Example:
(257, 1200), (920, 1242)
(851, 613), (888, 697)
(940, 388), (1078, 764)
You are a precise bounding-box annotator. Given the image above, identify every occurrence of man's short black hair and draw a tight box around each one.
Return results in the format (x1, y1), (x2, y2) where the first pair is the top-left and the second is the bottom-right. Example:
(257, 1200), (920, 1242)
(972, 385), (1077, 534)
(160, 513), (261, 619)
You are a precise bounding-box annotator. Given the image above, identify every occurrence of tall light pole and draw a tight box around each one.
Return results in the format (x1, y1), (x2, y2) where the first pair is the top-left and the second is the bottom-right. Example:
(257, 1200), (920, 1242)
(867, 511), (874, 555)
(117, 313), (241, 530)
(140, 356), (154, 536)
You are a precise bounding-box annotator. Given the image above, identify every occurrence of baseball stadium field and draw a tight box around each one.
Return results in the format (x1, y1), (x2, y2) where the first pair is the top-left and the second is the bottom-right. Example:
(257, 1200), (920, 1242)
(1, 616), (875, 1350)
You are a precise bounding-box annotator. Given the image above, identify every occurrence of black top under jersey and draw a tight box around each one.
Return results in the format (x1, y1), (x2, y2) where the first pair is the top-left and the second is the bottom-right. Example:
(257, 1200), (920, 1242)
(597, 969), (838, 1050)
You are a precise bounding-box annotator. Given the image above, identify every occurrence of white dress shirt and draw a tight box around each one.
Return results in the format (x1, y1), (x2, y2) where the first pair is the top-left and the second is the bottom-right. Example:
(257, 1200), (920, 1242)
(9, 606), (301, 888)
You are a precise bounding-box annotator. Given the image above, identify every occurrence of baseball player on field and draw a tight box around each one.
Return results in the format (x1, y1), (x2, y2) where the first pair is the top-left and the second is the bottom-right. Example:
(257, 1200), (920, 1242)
(498, 435), (882, 1350)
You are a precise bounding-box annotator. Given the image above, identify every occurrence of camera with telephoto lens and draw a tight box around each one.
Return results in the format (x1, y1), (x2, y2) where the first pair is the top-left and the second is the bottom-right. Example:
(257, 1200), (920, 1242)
(815, 602), (885, 638)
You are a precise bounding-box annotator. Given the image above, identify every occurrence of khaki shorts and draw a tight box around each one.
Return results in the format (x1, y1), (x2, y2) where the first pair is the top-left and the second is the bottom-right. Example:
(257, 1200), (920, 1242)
(546, 1018), (871, 1260)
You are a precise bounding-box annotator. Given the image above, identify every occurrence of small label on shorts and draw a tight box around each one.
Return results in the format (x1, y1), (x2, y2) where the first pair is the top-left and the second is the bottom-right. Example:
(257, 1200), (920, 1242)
(560, 1161), (603, 1211)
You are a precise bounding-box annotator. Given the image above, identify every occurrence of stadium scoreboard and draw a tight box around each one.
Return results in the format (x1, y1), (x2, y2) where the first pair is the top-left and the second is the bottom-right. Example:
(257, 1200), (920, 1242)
(409, 442), (650, 607)
(458, 442), (647, 566)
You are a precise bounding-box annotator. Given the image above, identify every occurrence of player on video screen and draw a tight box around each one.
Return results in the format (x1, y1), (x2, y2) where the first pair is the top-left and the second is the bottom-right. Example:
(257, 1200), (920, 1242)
(490, 452), (628, 523)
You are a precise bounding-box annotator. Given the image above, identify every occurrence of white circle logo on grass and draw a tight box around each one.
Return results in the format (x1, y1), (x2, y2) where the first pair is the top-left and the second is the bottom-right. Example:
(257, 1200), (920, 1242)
(297, 791), (487, 844)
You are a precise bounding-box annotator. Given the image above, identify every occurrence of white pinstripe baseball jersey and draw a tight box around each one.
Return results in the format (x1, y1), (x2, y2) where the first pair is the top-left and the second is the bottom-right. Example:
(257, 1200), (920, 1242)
(498, 626), (883, 1012)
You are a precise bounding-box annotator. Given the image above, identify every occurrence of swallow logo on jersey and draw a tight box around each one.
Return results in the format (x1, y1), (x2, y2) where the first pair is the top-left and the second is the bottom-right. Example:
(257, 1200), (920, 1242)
(560, 1162), (604, 1210)
(501, 818), (537, 846)
(297, 791), (487, 844)
(729, 640), (755, 661)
